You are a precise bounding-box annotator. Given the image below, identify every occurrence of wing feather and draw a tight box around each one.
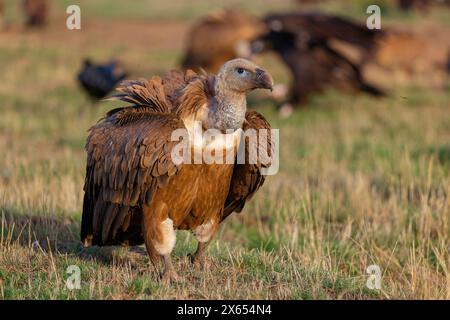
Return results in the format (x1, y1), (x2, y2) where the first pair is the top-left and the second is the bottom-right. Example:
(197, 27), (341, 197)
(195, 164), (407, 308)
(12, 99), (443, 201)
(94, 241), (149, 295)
(223, 111), (274, 220)
(81, 111), (185, 246)
(108, 76), (170, 114)
(81, 67), (212, 246)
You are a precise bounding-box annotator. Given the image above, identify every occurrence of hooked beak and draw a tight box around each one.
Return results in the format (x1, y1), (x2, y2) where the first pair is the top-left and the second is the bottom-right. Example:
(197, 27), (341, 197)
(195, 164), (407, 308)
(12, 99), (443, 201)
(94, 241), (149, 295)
(254, 68), (274, 91)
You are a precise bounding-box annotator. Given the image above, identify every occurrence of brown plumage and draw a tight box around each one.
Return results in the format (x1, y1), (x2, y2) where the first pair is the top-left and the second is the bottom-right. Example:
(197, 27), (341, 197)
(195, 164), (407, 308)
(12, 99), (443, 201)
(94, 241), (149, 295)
(21, 0), (48, 27)
(181, 9), (267, 73)
(81, 59), (274, 283)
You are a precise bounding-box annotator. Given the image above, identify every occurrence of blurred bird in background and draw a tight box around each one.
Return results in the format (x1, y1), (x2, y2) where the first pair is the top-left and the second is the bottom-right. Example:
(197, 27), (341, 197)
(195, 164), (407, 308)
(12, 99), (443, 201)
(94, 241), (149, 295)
(0, 0), (4, 29)
(369, 30), (427, 74)
(296, 0), (329, 3)
(398, 0), (432, 11)
(398, 0), (450, 12)
(252, 12), (385, 116)
(182, 10), (387, 116)
(181, 9), (267, 73)
(21, 0), (48, 27)
(447, 50), (450, 74)
(77, 59), (128, 102)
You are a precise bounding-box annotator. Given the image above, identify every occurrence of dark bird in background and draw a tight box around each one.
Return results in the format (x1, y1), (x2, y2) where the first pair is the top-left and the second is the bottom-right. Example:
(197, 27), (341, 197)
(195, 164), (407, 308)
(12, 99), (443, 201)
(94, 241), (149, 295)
(252, 12), (385, 116)
(77, 59), (128, 101)
(21, 0), (48, 27)
(181, 9), (267, 73)
(447, 50), (450, 74)
(80, 59), (274, 283)
(398, 0), (450, 11)
(262, 12), (383, 53)
(296, 0), (329, 4)
(397, 0), (450, 12)
(398, 0), (432, 11)
(294, 0), (332, 10)
(0, 0), (4, 29)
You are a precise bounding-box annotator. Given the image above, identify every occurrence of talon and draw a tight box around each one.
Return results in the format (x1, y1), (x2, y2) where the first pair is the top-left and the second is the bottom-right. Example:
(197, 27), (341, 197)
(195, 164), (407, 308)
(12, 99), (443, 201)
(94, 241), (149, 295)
(161, 269), (181, 285)
(190, 254), (215, 270)
(189, 253), (204, 267)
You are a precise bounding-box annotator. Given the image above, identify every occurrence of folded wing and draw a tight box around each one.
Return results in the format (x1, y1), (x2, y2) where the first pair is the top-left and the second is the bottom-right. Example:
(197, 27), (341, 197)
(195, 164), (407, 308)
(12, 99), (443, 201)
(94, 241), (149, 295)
(223, 111), (274, 220)
(81, 76), (188, 246)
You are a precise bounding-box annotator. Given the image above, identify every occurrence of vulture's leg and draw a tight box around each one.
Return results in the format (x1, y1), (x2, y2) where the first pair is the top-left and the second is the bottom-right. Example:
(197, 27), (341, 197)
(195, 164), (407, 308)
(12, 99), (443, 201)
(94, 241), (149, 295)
(190, 240), (211, 267)
(190, 219), (218, 268)
(142, 203), (179, 284)
(161, 254), (179, 285)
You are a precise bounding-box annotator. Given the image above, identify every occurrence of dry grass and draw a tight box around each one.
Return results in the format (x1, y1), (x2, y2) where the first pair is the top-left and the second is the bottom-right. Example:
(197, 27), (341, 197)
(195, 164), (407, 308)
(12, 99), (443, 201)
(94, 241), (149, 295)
(0, 0), (449, 300)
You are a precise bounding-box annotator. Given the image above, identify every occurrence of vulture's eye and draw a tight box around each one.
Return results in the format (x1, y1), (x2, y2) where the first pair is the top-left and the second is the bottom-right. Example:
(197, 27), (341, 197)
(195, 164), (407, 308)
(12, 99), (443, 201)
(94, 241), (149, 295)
(236, 67), (245, 75)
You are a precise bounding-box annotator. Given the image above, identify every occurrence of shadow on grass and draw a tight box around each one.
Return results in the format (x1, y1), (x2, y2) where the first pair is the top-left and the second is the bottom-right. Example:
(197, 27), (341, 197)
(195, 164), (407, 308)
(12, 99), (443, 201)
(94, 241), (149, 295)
(0, 208), (147, 265)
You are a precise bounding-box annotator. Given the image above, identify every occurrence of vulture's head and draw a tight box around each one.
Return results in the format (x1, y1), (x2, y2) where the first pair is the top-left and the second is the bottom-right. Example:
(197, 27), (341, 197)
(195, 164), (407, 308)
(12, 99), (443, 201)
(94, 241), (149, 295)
(216, 58), (273, 93)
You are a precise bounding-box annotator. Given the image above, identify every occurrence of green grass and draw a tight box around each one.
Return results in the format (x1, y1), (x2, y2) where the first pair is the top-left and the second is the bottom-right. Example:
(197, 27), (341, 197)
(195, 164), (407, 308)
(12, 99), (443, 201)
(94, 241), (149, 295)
(0, 0), (449, 300)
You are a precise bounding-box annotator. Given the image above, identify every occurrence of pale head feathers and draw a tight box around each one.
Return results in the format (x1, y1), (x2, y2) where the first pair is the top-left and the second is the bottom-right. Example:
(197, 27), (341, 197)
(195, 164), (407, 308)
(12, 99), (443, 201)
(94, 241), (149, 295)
(216, 58), (273, 93)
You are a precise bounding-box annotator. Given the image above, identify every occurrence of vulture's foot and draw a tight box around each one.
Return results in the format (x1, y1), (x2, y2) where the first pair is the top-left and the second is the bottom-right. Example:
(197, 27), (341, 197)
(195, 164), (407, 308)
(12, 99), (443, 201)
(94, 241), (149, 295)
(189, 254), (215, 270)
(160, 269), (181, 285)
(160, 254), (181, 285)
(189, 242), (216, 269)
(188, 252), (207, 268)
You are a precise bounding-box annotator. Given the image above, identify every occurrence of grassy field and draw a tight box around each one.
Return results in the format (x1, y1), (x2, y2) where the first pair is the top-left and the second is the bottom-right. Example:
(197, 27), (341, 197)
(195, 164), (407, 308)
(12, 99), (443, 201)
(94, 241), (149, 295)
(0, 1), (449, 299)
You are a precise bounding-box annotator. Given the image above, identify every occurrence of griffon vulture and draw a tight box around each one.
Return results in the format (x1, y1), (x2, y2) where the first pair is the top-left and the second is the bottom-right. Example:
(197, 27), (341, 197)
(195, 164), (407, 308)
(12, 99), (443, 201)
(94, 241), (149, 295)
(81, 59), (274, 283)
(252, 12), (384, 116)
(181, 9), (267, 73)
(77, 59), (128, 101)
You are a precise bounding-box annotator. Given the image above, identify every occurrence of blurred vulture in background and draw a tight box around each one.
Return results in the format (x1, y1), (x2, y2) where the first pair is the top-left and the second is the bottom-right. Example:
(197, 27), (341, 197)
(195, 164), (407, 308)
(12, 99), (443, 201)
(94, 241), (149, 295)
(398, 0), (431, 11)
(22, 0), (48, 27)
(295, 0), (330, 5)
(447, 50), (450, 74)
(181, 9), (267, 73)
(252, 12), (385, 116)
(77, 59), (128, 101)
(260, 12), (383, 50)
(0, 0), (4, 29)
(398, 0), (450, 11)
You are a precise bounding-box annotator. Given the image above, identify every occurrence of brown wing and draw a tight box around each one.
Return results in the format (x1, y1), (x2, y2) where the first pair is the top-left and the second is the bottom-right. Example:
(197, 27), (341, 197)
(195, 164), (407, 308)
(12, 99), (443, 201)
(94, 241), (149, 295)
(265, 12), (383, 50)
(108, 76), (171, 113)
(223, 111), (273, 220)
(162, 69), (202, 107)
(105, 70), (205, 118)
(81, 111), (185, 246)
